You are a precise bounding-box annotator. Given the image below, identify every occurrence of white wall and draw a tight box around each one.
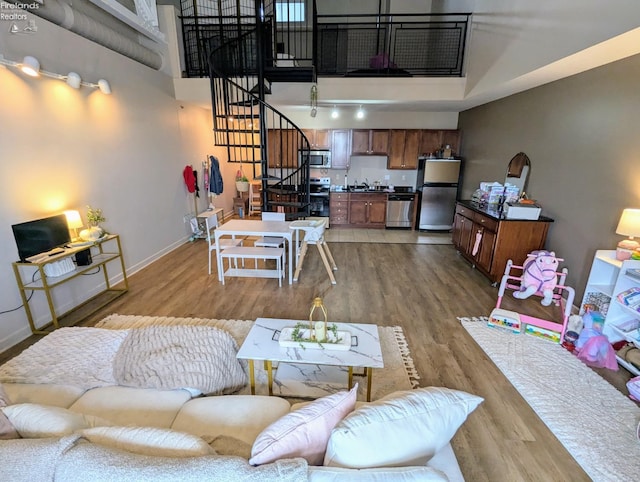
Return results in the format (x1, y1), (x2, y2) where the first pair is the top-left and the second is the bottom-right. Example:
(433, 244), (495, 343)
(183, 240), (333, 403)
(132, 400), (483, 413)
(0, 12), (228, 351)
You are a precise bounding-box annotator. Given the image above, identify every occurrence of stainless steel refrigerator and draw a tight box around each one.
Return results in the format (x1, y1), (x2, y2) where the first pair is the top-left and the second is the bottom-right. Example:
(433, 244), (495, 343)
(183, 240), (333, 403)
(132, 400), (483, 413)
(416, 157), (462, 230)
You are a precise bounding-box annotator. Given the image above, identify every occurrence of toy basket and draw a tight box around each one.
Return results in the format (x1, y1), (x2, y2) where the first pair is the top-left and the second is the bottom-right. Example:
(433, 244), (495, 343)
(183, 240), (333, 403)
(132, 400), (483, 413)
(626, 376), (640, 402)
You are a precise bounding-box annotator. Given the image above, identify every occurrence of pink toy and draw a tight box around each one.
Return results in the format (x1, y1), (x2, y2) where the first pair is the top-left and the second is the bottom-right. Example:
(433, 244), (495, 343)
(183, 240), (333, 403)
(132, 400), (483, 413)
(495, 253), (574, 344)
(513, 250), (559, 306)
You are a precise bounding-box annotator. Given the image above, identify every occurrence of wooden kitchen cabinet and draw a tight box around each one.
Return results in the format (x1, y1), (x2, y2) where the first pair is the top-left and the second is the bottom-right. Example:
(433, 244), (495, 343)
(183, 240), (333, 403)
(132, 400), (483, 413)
(330, 129), (351, 169)
(330, 192), (349, 225)
(267, 129), (298, 168)
(351, 129), (390, 155)
(419, 129), (462, 158)
(388, 129), (421, 169)
(452, 201), (553, 283)
(302, 129), (331, 149)
(348, 193), (387, 228)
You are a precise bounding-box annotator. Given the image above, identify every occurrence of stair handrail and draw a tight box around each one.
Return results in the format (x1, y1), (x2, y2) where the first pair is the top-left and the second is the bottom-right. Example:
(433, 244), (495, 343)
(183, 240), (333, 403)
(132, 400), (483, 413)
(207, 27), (311, 218)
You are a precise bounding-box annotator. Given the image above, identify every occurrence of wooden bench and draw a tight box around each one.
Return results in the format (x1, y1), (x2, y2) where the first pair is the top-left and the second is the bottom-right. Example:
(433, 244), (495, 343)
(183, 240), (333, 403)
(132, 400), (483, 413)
(219, 246), (285, 286)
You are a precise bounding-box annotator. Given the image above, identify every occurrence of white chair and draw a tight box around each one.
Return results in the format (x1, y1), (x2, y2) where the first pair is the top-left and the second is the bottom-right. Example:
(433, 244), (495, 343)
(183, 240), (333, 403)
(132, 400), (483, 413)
(254, 212), (286, 273)
(290, 219), (337, 285)
(205, 215), (243, 280)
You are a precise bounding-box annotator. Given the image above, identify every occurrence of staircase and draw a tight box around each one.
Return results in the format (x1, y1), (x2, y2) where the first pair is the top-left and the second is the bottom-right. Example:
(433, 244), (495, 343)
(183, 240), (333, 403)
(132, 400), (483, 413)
(206, 5), (312, 220)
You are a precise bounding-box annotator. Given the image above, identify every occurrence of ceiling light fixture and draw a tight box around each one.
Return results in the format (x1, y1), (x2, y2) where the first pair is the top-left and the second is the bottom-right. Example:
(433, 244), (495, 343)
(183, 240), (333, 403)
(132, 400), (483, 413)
(331, 106), (339, 119)
(0, 53), (112, 94)
(356, 105), (365, 120)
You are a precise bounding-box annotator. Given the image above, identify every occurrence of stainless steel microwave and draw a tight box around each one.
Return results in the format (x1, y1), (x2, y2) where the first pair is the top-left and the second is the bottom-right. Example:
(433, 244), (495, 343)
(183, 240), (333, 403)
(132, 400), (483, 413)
(299, 149), (331, 168)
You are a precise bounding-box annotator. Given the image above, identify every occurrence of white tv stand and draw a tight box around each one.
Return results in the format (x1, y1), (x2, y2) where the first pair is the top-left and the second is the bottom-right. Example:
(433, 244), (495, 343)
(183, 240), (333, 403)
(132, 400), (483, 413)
(12, 234), (128, 335)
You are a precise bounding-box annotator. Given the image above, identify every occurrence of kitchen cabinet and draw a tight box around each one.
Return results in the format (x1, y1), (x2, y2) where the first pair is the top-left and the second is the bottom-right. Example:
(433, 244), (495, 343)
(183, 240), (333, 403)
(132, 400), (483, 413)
(267, 129), (298, 168)
(452, 201), (553, 284)
(388, 129), (421, 169)
(330, 129), (351, 169)
(302, 129), (331, 149)
(330, 192), (349, 225)
(580, 250), (640, 376)
(419, 129), (462, 158)
(351, 129), (390, 155)
(348, 193), (387, 228)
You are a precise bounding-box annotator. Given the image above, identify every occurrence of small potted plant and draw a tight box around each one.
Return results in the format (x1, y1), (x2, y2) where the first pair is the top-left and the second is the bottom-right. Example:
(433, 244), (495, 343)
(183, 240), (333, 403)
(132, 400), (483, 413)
(235, 169), (249, 192)
(79, 205), (106, 241)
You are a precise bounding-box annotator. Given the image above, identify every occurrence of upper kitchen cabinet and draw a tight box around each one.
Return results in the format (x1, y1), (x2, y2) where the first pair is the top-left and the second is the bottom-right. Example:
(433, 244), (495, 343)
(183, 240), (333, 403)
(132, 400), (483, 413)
(388, 129), (421, 169)
(419, 130), (462, 158)
(267, 129), (298, 168)
(302, 129), (331, 149)
(330, 129), (351, 169)
(351, 129), (390, 155)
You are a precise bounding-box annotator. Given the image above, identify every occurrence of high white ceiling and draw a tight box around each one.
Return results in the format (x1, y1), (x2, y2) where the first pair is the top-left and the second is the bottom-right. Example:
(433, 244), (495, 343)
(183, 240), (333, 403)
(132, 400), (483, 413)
(174, 1), (640, 116)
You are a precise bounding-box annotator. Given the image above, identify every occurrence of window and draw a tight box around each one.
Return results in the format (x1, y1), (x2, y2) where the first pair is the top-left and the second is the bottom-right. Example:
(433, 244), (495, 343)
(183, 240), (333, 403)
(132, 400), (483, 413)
(275, 1), (305, 22)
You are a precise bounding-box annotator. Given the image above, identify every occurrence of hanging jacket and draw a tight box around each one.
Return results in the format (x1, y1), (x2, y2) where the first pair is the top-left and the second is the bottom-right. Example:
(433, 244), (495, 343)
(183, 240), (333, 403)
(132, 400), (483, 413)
(193, 170), (200, 198)
(183, 165), (195, 193)
(209, 155), (224, 195)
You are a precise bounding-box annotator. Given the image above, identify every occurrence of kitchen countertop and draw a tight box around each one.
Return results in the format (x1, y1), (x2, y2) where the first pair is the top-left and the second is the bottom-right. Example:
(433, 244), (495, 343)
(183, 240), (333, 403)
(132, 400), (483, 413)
(458, 200), (554, 222)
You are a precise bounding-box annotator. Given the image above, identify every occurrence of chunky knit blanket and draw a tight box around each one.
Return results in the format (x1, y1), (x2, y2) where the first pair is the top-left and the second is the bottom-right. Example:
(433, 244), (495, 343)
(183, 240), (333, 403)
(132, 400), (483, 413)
(0, 326), (248, 396)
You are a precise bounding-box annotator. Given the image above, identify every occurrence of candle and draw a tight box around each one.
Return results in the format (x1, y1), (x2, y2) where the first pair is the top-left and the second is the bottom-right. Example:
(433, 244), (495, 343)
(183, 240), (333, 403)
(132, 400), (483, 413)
(314, 321), (326, 341)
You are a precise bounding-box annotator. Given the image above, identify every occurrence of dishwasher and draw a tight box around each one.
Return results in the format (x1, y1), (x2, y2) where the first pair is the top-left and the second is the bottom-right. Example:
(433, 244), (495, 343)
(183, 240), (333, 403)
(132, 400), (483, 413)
(386, 189), (415, 228)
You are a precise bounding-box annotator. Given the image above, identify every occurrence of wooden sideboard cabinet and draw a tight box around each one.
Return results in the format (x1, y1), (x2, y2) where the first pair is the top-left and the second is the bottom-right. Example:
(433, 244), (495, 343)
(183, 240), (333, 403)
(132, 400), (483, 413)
(452, 201), (554, 284)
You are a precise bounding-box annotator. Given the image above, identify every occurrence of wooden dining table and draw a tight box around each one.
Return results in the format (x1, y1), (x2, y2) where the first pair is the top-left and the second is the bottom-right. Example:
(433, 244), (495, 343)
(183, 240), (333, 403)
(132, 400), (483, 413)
(213, 219), (294, 284)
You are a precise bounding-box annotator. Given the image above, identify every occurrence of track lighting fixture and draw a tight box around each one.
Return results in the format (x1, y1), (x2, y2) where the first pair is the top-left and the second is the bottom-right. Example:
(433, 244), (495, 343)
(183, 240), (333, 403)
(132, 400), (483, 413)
(66, 72), (81, 89)
(20, 56), (39, 77)
(0, 53), (112, 94)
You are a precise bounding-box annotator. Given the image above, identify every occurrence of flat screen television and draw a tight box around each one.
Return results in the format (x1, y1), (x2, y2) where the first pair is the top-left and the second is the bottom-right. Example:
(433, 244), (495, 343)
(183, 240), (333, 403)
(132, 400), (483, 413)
(12, 214), (71, 262)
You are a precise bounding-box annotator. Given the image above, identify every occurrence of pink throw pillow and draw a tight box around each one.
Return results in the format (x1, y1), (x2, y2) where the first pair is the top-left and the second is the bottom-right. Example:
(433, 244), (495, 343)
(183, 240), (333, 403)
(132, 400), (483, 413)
(249, 384), (357, 466)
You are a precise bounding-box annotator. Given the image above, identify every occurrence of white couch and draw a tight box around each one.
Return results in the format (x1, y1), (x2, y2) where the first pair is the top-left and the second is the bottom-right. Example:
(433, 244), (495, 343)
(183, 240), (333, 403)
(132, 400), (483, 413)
(0, 382), (480, 481)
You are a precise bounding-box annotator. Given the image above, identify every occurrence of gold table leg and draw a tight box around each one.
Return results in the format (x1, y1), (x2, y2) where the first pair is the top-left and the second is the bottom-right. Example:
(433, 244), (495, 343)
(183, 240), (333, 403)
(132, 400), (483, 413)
(266, 360), (273, 396)
(248, 360), (255, 395)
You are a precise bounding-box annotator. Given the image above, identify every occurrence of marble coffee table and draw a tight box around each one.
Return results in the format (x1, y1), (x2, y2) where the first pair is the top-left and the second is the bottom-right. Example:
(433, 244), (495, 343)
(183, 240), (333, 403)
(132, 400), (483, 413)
(237, 317), (384, 401)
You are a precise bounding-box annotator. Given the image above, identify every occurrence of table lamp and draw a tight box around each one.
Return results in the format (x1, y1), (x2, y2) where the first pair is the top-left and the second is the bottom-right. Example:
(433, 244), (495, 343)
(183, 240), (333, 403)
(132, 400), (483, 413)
(615, 208), (640, 260)
(64, 210), (83, 241)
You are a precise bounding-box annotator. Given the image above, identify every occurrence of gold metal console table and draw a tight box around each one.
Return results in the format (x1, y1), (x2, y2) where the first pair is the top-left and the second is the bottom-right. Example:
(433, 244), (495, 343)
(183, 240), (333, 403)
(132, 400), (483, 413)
(12, 234), (128, 334)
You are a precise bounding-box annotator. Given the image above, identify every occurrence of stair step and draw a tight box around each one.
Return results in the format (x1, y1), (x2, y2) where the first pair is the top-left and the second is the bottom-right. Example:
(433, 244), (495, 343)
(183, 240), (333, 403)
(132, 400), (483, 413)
(264, 66), (314, 83)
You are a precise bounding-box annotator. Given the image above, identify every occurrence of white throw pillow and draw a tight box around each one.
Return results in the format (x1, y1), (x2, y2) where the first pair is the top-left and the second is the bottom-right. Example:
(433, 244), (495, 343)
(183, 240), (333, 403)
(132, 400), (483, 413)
(250, 385), (357, 466)
(324, 387), (483, 468)
(79, 426), (213, 457)
(1, 403), (110, 438)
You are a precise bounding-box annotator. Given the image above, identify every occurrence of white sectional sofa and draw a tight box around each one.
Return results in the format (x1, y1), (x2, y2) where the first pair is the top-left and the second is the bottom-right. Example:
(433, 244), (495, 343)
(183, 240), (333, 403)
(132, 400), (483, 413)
(0, 382), (482, 481)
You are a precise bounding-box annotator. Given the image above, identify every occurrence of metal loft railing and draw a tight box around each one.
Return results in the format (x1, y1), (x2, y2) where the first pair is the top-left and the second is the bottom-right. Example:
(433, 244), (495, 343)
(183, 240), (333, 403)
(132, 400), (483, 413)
(316, 13), (470, 77)
(208, 24), (311, 219)
(180, 0), (470, 79)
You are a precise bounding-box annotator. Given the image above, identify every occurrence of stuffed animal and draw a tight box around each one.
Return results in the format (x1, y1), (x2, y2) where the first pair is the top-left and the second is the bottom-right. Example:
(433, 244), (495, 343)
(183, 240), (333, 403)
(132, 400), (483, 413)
(513, 250), (559, 306)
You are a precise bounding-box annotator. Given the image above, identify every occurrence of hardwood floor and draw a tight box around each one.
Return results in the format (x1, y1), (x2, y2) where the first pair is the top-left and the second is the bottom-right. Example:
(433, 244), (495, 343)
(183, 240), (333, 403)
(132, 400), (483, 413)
(1, 237), (634, 481)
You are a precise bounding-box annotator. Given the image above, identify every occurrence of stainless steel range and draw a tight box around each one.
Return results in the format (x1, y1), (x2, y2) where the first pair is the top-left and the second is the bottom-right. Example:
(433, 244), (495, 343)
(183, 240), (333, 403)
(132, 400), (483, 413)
(309, 177), (330, 217)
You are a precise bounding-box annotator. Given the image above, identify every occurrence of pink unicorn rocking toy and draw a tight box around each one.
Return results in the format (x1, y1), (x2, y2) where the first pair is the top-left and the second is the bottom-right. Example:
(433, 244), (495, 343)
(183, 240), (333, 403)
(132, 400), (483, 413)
(493, 250), (575, 343)
(513, 250), (559, 306)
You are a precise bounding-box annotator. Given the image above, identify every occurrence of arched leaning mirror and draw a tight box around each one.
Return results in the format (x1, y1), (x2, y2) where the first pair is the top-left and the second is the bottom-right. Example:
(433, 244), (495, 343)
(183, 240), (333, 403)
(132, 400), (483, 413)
(505, 152), (530, 195)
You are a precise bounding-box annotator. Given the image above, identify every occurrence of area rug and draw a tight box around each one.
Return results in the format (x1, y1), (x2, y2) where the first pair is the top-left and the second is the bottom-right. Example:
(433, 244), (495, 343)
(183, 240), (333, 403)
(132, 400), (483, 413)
(96, 314), (419, 401)
(459, 316), (640, 481)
